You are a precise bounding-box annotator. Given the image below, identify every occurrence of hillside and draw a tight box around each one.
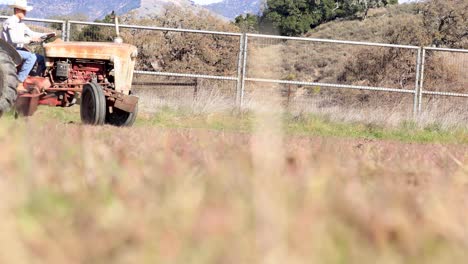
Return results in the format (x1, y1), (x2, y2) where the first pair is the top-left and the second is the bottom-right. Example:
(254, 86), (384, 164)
(132, 0), (203, 18)
(0, 0), (201, 20)
(305, 5), (419, 43)
(242, 1), (466, 113)
(204, 0), (262, 20)
(246, 5), (422, 86)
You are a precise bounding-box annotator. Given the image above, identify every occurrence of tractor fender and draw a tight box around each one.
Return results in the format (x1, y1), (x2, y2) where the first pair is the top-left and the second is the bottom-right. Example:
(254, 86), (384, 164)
(0, 39), (22, 66)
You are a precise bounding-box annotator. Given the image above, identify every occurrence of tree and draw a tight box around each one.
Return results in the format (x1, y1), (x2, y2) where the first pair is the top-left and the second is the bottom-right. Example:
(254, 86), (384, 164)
(122, 7), (240, 74)
(259, 0), (323, 35)
(258, 0), (398, 36)
(421, 0), (467, 48)
(47, 13), (89, 40)
(234, 14), (260, 33)
(75, 11), (116, 42)
(342, 0), (399, 20)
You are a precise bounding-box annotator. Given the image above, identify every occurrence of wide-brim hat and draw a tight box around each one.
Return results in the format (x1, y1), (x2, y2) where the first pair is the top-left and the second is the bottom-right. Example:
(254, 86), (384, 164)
(9, 0), (34, 12)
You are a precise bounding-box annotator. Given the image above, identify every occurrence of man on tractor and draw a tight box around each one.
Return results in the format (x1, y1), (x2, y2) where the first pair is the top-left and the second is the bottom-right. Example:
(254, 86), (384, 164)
(1, 0), (54, 92)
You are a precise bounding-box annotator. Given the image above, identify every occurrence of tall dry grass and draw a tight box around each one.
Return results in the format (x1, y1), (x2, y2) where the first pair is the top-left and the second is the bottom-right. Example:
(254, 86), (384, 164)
(134, 81), (467, 129)
(0, 113), (466, 263)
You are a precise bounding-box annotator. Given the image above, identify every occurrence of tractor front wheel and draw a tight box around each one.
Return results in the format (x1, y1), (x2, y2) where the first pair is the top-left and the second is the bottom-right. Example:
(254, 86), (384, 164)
(80, 82), (106, 125)
(0, 49), (18, 116)
(105, 102), (138, 127)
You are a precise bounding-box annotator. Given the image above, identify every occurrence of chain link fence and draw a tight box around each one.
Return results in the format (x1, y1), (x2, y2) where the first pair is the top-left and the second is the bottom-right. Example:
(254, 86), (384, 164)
(241, 34), (421, 118)
(1, 16), (466, 119)
(416, 47), (468, 124)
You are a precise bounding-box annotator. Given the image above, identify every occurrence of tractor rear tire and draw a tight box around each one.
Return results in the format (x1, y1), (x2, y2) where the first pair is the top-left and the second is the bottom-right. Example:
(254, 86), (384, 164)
(105, 102), (138, 127)
(80, 82), (106, 125)
(0, 49), (18, 116)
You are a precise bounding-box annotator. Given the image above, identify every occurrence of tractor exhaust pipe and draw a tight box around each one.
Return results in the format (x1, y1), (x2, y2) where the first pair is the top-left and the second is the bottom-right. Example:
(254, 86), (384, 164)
(114, 16), (123, 44)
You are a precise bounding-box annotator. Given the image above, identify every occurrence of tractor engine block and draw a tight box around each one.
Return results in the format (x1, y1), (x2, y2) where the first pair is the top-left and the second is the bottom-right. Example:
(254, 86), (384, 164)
(52, 59), (109, 86)
(46, 59), (113, 107)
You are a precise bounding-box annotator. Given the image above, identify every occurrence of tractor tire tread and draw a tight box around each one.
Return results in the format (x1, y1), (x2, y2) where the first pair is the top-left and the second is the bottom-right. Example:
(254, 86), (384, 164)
(0, 49), (18, 115)
(80, 82), (106, 125)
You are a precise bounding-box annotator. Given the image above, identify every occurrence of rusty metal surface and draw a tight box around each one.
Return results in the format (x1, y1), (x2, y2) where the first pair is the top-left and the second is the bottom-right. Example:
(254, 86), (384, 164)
(24, 76), (52, 91)
(44, 40), (137, 60)
(44, 39), (137, 95)
(38, 94), (62, 107)
(15, 91), (41, 116)
(45, 88), (82, 92)
(104, 88), (138, 113)
(114, 95), (138, 113)
(47, 61), (108, 92)
(16, 92), (67, 116)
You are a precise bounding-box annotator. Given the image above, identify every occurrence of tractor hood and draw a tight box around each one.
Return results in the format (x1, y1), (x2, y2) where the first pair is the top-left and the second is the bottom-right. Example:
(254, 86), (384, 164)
(44, 40), (138, 95)
(44, 41), (138, 60)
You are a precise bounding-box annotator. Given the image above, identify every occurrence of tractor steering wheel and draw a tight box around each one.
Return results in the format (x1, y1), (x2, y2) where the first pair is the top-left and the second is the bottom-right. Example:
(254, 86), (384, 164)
(40, 32), (57, 42)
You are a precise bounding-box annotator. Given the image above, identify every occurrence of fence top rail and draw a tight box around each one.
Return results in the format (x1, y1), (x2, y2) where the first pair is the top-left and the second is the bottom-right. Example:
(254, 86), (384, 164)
(5, 15), (468, 53)
(0, 15), (65, 24)
(422, 90), (468, 98)
(68, 20), (243, 37)
(245, 77), (416, 94)
(424, 47), (468, 53)
(134, 70), (238, 81)
(246, 33), (420, 49)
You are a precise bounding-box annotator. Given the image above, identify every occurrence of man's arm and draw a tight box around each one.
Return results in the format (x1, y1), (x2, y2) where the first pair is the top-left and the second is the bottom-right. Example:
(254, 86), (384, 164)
(24, 24), (47, 41)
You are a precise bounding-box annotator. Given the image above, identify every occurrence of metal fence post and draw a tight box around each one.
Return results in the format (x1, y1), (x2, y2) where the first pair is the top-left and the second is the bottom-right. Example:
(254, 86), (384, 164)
(240, 34), (249, 110)
(61, 21), (67, 41)
(418, 48), (426, 114)
(235, 34), (245, 108)
(66, 20), (71, 41)
(413, 47), (422, 117)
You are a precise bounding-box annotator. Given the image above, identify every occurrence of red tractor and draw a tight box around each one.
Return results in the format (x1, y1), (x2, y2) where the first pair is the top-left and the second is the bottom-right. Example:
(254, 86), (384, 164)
(0, 35), (139, 126)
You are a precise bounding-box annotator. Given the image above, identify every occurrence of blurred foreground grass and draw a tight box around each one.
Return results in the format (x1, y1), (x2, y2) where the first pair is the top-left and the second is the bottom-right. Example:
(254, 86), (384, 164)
(0, 106), (466, 263)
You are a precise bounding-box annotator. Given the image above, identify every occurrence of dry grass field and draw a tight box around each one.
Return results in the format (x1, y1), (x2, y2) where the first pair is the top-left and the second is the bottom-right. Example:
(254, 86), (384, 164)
(0, 2), (466, 262)
(0, 106), (466, 263)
